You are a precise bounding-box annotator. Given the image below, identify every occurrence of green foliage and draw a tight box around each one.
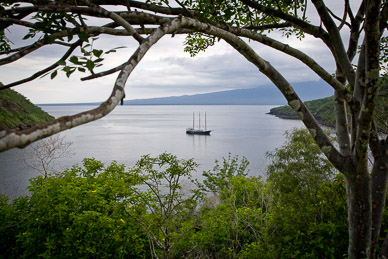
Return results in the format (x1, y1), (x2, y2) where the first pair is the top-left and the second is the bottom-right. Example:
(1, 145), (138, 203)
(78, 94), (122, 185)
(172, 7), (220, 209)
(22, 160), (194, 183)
(184, 32), (218, 57)
(266, 128), (337, 197)
(375, 81), (388, 133)
(0, 195), (22, 258)
(0, 30), (12, 52)
(195, 153), (249, 194)
(23, 11), (78, 41)
(48, 38), (126, 78)
(187, 175), (269, 258)
(265, 129), (348, 258)
(126, 153), (200, 258)
(2, 132), (378, 258)
(269, 96), (336, 127)
(179, 154), (268, 258)
(0, 158), (149, 258)
(182, 0), (307, 56)
(270, 84), (388, 133)
(0, 88), (54, 129)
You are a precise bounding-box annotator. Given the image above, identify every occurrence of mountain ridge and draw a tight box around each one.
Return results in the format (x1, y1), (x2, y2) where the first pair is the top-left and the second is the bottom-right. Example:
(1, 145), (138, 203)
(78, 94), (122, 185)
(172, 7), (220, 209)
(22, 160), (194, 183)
(124, 80), (333, 105)
(39, 80), (333, 106)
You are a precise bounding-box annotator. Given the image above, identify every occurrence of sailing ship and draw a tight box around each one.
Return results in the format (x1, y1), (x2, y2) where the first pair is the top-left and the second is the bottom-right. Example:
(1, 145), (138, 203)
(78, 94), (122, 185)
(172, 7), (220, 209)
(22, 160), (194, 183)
(186, 112), (212, 135)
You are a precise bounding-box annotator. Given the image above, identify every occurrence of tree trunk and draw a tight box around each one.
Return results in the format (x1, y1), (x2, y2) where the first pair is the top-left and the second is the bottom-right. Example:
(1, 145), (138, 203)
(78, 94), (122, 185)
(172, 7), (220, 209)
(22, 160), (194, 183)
(347, 165), (372, 258)
(371, 150), (388, 258)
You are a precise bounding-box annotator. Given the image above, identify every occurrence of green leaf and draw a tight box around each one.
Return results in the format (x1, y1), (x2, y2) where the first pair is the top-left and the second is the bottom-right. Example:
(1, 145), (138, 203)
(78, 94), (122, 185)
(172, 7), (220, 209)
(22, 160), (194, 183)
(105, 49), (116, 54)
(50, 70), (58, 79)
(57, 60), (66, 66)
(85, 60), (95, 71)
(69, 56), (79, 65)
(65, 68), (76, 78)
(105, 46), (126, 54)
(78, 33), (89, 42)
(22, 33), (34, 40)
(92, 49), (103, 58)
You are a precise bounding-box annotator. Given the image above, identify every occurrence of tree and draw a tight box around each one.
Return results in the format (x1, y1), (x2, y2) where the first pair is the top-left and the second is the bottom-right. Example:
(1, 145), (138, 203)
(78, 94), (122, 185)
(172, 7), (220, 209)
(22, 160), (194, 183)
(265, 129), (348, 257)
(124, 153), (201, 259)
(0, 1), (386, 257)
(21, 134), (73, 181)
(0, 158), (150, 258)
(189, 154), (270, 258)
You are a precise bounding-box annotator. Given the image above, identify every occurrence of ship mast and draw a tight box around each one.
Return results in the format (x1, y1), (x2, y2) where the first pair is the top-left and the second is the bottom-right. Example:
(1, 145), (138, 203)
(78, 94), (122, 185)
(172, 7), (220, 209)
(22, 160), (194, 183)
(192, 112), (194, 129)
(199, 112), (201, 129)
(205, 112), (207, 131)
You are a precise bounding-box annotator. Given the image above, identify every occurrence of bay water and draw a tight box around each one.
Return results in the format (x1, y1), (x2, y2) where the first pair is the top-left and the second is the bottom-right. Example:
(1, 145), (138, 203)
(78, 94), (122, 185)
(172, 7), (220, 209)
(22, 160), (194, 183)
(0, 105), (303, 198)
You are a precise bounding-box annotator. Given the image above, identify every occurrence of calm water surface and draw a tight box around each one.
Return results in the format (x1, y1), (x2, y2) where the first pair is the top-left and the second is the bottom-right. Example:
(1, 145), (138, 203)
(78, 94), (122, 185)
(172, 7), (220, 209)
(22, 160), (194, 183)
(0, 105), (302, 198)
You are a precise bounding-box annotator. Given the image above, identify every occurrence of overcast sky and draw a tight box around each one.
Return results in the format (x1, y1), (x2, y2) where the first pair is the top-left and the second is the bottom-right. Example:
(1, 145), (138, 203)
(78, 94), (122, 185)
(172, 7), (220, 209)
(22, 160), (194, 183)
(0, 0), (361, 104)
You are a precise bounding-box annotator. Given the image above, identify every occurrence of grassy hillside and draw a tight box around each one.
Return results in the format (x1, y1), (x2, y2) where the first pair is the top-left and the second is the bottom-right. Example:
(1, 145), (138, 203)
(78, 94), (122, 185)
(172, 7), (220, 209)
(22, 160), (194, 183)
(269, 83), (387, 132)
(268, 96), (336, 127)
(0, 89), (54, 129)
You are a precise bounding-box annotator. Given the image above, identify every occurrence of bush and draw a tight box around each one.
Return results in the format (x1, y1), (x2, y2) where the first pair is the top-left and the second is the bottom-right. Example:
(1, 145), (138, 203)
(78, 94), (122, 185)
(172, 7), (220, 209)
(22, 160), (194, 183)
(1, 158), (149, 258)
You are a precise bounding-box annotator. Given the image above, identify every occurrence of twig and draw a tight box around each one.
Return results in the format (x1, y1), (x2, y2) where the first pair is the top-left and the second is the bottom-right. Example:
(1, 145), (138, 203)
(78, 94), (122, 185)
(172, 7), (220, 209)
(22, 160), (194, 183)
(1, 40), (83, 90)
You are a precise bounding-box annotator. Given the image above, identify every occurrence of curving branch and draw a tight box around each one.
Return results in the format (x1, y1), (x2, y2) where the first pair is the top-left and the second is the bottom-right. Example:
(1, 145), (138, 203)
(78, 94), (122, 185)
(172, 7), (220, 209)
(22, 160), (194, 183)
(239, 0), (331, 44)
(346, 0), (365, 63)
(243, 22), (292, 30)
(326, 1), (351, 30)
(81, 62), (126, 81)
(0, 40), (83, 90)
(0, 29), (74, 66)
(91, 0), (192, 16)
(311, 0), (356, 88)
(80, 0), (145, 43)
(0, 17), (37, 29)
(229, 27), (351, 101)
(0, 17), (183, 152)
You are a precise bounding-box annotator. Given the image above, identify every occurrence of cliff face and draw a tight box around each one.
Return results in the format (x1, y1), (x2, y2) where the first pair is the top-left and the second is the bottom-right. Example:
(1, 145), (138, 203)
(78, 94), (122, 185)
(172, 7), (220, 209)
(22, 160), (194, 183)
(0, 89), (54, 130)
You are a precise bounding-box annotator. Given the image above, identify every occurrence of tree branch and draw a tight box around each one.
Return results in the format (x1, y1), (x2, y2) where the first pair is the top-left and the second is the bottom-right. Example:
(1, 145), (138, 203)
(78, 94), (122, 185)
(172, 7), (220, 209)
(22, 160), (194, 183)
(0, 40), (83, 90)
(326, 2), (351, 30)
(311, 0), (356, 89)
(239, 0), (331, 44)
(0, 29), (73, 66)
(0, 17), (37, 29)
(354, 0), (381, 163)
(346, 0), (365, 64)
(230, 27), (351, 101)
(0, 17), (181, 151)
(243, 22), (292, 30)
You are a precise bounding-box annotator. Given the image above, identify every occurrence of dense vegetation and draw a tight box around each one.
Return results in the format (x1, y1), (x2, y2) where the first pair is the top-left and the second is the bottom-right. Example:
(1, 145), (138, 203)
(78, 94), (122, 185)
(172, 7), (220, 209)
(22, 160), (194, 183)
(268, 96), (336, 127)
(3, 129), (380, 258)
(268, 83), (388, 132)
(0, 89), (53, 129)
